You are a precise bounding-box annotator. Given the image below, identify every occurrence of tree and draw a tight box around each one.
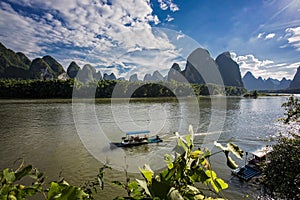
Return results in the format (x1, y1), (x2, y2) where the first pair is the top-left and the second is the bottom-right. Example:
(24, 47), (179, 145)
(261, 96), (300, 199)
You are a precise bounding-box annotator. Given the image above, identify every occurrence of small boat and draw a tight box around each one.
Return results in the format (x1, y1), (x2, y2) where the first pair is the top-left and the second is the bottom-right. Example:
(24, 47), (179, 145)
(231, 165), (261, 181)
(232, 146), (272, 181)
(110, 130), (163, 148)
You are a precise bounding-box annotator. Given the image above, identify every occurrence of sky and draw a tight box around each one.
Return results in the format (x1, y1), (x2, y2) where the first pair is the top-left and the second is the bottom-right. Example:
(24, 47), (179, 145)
(0, 0), (300, 80)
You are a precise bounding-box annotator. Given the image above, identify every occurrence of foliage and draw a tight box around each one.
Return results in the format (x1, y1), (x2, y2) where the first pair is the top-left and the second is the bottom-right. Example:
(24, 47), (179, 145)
(261, 96), (300, 199)
(0, 160), (45, 200)
(282, 95), (300, 125)
(80, 165), (111, 199)
(112, 125), (243, 200)
(0, 160), (109, 200)
(261, 137), (300, 199)
(47, 180), (89, 200)
(243, 90), (258, 98)
(0, 79), (246, 99)
(0, 79), (74, 98)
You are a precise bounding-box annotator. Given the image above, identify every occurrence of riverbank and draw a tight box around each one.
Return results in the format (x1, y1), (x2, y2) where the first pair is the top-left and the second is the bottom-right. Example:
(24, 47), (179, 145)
(0, 79), (246, 98)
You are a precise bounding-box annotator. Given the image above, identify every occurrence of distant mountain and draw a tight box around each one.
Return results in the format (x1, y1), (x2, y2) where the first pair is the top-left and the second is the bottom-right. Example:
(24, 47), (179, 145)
(103, 73), (116, 80)
(290, 66), (300, 89)
(142, 70), (164, 82)
(280, 77), (291, 89)
(152, 70), (164, 81)
(242, 71), (291, 91)
(0, 42), (30, 79)
(0, 42), (67, 80)
(42, 55), (65, 78)
(243, 72), (261, 91)
(0, 42), (106, 81)
(182, 48), (218, 84)
(215, 52), (244, 87)
(16, 52), (31, 66)
(143, 73), (152, 81)
(166, 49), (244, 87)
(67, 61), (80, 78)
(1, 41), (293, 91)
(129, 73), (139, 82)
(77, 64), (96, 83)
(167, 63), (186, 82)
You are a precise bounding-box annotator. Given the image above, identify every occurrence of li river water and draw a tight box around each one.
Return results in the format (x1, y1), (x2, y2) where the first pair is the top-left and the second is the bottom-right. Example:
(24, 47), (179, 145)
(0, 96), (292, 199)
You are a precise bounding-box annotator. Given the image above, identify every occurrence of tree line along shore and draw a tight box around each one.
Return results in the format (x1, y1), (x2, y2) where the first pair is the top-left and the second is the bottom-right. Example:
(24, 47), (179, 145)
(0, 79), (247, 99)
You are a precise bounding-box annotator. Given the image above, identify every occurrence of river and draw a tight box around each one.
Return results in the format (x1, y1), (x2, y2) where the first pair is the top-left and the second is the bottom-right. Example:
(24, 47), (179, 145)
(0, 96), (290, 199)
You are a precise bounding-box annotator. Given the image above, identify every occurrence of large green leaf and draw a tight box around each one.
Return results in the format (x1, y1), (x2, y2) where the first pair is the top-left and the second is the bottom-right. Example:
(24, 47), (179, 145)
(227, 143), (243, 159)
(164, 154), (174, 169)
(196, 168), (210, 182)
(210, 180), (220, 193)
(185, 134), (192, 149)
(47, 181), (88, 200)
(178, 138), (188, 152)
(215, 178), (228, 190)
(48, 182), (62, 199)
(214, 141), (227, 151)
(188, 125), (194, 146)
(139, 164), (153, 184)
(128, 181), (142, 198)
(205, 170), (217, 179)
(190, 150), (203, 159)
(136, 179), (151, 197)
(204, 170), (228, 193)
(15, 165), (32, 181)
(226, 155), (238, 169)
(3, 168), (15, 183)
(150, 179), (171, 199)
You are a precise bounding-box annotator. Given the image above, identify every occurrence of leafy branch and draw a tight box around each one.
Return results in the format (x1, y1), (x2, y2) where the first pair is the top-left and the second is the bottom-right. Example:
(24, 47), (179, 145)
(113, 125), (243, 200)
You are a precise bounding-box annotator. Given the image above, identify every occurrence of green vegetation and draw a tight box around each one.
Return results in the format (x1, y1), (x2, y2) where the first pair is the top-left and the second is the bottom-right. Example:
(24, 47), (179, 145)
(0, 79), (74, 98)
(0, 79), (246, 98)
(243, 90), (258, 98)
(0, 160), (107, 200)
(112, 128), (243, 199)
(261, 96), (300, 199)
(258, 88), (300, 94)
(0, 161), (45, 199)
(0, 127), (244, 199)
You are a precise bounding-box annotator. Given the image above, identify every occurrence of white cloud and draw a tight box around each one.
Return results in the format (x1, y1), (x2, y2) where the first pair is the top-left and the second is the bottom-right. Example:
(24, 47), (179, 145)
(158, 0), (168, 10)
(157, 0), (179, 12)
(176, 34), (185, 40)
(230, 52), (298, 80)
(0, 0), (186, 78)
(257, 32), (264, 38)
(166, 14), (174, 22)
(169, 3), (179, 12)
(285, 26), (300, 50)
(265, 33), (276, 39)
(257, 32), (276, 40)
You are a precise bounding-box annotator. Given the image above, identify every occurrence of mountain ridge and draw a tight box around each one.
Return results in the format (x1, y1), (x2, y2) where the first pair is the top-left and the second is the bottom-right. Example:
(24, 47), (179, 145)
(242, 71), (292, 91)
(0, 42), (297, 90)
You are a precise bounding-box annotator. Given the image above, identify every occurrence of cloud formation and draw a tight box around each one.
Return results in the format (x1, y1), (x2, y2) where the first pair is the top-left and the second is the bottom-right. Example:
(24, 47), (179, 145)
(257, 32), (276, 40)
(0, 0), (183, 78)
(285, 26), (300, 50)
(230, 52), (299, 79)
(158, 0), (179, 12)
(265, 33), (276, 39)
(166, 14), (174, 22)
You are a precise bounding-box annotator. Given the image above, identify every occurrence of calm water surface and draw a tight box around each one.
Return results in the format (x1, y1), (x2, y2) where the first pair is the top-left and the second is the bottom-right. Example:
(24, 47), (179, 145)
(0, 96), (290, 199)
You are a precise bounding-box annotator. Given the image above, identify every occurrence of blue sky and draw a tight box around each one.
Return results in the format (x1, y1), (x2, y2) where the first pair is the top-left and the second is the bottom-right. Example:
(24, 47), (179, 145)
(0, 0), (300, 80)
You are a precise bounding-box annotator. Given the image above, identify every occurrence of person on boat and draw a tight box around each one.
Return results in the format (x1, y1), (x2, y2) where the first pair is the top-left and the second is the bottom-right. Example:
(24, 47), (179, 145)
(134, 136), (140, 142)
